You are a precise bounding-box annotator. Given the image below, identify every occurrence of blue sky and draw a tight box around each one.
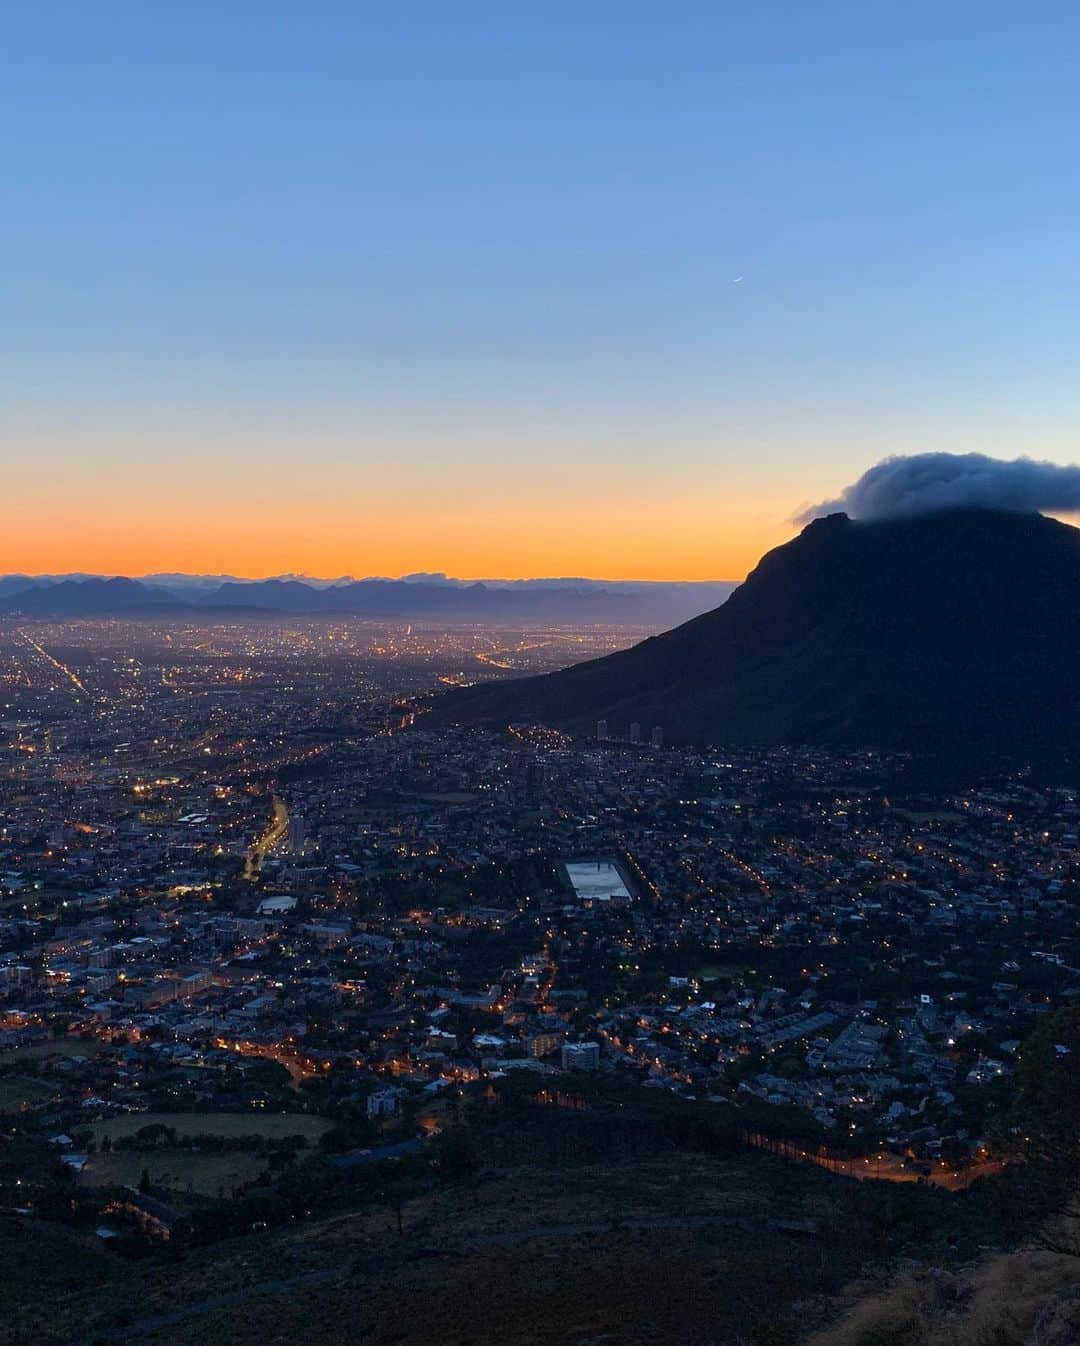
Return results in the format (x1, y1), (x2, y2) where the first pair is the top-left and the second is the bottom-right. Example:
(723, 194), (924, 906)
(5, 3), (1080, 578)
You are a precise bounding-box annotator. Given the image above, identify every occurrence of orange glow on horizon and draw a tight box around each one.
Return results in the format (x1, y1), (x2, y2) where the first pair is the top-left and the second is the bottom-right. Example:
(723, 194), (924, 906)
(2, 490), (794, 583)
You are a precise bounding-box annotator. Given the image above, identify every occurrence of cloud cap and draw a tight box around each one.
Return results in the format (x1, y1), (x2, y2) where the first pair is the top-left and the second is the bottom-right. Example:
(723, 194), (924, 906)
(797, 452), (1080, 526)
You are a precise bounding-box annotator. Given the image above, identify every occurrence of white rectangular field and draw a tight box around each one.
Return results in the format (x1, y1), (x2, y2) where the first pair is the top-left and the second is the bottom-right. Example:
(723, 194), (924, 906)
(565, 860), (630, 902)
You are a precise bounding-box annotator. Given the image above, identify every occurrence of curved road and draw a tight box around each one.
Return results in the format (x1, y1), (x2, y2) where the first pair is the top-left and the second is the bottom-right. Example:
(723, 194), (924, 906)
(243, 795), (288, 880)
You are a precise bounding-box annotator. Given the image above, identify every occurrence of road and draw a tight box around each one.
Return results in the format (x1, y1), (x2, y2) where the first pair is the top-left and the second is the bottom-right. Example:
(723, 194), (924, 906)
(16, 630), (91, 696)
(243, 795), (289, 880)
(212, 1036), (317, 1085)
(747, 1133), (1007, 1189)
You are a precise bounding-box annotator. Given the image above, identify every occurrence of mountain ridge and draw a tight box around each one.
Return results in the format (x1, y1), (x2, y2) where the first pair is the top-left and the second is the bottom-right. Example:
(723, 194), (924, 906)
(429, 507), (1080, 754)
(0, 573), (737, 624)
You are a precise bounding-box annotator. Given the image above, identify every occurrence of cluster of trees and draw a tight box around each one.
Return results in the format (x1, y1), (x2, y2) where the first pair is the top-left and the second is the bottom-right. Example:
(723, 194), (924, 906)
(111, 1126), (478, 1251)
(107, 1122), (311, 1154)
(183, 1132), (479, 1245)
(1013, 1003), (1080, 1255)
(473, 1073), (824, 1166)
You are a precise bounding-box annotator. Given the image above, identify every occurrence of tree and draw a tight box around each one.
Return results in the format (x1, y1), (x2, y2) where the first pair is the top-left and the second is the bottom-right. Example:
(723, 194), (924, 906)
(1014, 1004), (1080, 1254)
(376, 1171), (428, 1238)
(134, 1122), (170, 1147)
(436, 1125), (480, 1179)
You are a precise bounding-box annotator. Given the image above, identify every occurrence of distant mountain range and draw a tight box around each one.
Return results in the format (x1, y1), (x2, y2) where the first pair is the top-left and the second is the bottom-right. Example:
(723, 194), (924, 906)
(0, 572), (737, 625)
(431, 507), (1080, 756)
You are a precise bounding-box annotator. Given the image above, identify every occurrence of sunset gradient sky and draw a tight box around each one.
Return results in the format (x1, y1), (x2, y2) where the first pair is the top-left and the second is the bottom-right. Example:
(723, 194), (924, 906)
(7, 4), (1080, 580)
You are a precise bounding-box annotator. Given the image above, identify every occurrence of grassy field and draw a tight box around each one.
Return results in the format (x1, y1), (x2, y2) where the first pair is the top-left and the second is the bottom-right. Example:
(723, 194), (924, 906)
(0, 1215), (121, 1334)
(77, 1112), (332, 1199)
(7, 1154), (849, 1346)
(78, 1149), (269, 1197)
(0, 1076), (56, 1112)
(0, 1037), (106, 1063)
(691, 962), (746, 981)
(144, 1223), (823, 1346)
(89, 1112), (331, 1144)
(5, 1149), (1078, 1346)
(137, 1156), (844, 1346)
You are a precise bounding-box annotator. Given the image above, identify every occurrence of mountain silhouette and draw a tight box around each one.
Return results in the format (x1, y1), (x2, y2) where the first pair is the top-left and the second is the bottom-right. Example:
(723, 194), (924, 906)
(431, 508), (1080, 755)
(0, 575), (735, 624)
(0, 577), (180, 616)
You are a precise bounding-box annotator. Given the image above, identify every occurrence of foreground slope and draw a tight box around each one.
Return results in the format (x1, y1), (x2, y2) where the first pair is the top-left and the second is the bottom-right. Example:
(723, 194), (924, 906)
(431, 508), (1080, 751)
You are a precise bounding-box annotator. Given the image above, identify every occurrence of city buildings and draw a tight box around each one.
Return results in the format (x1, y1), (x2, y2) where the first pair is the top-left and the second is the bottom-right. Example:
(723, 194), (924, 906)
(0, 615), (1076, 1233)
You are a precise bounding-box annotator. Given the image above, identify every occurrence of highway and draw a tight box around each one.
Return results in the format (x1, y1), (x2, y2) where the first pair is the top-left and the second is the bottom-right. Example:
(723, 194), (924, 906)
(16, 630), (90, 696)
(243, 794), (288, 880)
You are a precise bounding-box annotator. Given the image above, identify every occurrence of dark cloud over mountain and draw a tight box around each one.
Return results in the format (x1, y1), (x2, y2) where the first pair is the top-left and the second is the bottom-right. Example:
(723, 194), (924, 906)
(796, 453), (1080, 524)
